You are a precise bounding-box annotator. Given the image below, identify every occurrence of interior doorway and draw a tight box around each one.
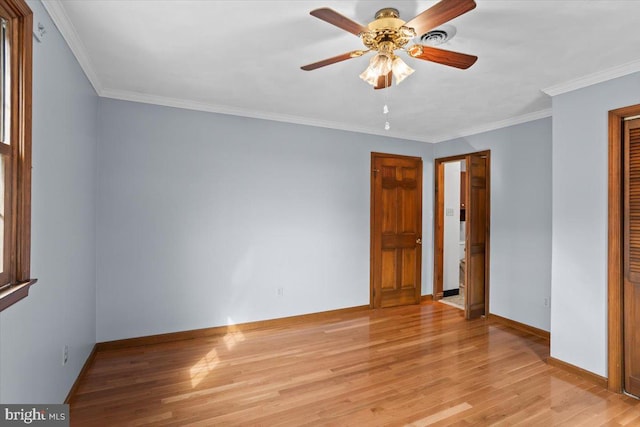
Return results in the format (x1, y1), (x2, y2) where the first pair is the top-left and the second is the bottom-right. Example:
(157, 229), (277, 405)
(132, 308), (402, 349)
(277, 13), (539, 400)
(434, 151), (490, 319)
(439, 160), (467, 311)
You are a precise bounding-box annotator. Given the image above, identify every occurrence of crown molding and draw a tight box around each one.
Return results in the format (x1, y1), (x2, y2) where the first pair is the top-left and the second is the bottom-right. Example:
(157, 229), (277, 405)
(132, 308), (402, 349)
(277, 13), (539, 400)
(100, 88), (435, 143)
(429, 108), (552, 143)
(41, 0), (103, 94)
(542, 59), (640, 97)
(101, 88), (554, 146)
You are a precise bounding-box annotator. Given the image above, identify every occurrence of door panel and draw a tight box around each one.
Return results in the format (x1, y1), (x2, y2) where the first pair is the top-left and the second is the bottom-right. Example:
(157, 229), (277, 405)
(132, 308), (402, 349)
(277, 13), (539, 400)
(371, 153), (422, 308)
(465, 153), (488, 319)
(381, 250), (396, 290)
(624, 118), (640, 397)
(402, 249), (416, 287)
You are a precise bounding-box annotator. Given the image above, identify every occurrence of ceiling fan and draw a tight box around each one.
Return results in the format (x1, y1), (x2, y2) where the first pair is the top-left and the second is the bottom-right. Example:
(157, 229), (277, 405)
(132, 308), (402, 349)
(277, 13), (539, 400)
(301, 0), (478, 89)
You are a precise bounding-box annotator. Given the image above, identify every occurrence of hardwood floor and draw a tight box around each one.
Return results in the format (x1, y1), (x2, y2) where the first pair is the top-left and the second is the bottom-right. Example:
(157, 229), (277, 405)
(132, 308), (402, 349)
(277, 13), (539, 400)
(69, 301), (640, 426)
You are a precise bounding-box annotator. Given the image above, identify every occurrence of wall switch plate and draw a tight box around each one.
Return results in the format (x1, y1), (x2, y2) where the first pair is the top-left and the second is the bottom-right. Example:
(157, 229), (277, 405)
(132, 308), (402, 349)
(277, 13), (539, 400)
(446, 208), (455, 216)
(33, 22), (46, 43)
(277, 287), (284, 297)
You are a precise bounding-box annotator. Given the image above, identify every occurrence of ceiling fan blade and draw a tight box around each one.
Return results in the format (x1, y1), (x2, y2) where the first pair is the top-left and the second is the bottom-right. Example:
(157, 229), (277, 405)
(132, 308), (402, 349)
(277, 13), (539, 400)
(374, 72), (393, 90)
(301, 51), (364, 71)
(310, 8), (368, 36)
(405, 0), (476, 36)
(409, 45), (477, 69)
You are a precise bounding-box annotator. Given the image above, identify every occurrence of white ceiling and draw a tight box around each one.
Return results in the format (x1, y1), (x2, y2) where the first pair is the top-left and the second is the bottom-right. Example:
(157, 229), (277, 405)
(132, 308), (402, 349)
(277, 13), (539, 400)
(41, 0), (640, 143)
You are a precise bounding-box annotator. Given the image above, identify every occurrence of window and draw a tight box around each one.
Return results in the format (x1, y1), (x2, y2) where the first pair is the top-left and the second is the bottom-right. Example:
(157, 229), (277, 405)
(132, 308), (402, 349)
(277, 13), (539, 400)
(0, 0), (35, 312)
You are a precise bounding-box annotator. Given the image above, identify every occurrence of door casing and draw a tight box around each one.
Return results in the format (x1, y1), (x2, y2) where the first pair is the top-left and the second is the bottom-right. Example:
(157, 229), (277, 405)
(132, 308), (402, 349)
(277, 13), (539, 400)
(608, 104), (640, 394)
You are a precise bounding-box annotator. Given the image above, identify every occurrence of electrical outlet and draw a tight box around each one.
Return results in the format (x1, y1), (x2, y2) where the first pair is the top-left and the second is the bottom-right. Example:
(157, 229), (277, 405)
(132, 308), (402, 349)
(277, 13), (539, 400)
(62, 345), (68, 366)
(544, 298), (550, 308)
(277, 287), (284, 297)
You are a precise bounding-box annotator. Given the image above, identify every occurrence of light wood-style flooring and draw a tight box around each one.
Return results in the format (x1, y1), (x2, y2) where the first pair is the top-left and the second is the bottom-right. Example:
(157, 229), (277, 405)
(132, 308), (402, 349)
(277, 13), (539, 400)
(69, 301), (640, 426)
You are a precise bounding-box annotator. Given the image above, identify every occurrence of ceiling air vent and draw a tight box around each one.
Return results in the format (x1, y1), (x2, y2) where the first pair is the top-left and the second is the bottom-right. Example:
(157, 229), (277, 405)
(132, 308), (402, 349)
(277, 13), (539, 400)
(419, 25), (457, 46)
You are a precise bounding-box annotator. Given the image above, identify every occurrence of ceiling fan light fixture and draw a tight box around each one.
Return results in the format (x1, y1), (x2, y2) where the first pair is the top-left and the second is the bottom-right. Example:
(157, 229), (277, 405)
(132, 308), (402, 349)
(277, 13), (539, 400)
(359, 66), (379, 86)
(360, 51), (394, 86)
(391, 57), (414, 85)
(302, 0), (478, 89)
(369, 52), (393, 75)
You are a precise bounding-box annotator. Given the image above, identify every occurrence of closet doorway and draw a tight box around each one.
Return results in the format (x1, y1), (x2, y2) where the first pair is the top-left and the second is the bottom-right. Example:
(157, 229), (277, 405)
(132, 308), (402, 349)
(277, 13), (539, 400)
(608, 104), (640, 398)
(434, 151), (490, 319)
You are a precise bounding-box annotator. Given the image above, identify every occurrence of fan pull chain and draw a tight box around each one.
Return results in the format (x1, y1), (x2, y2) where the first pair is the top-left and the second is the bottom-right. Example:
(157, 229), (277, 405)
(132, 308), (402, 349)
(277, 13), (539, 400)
(383, 103), (390, 130)
(383, 74), (390, 130)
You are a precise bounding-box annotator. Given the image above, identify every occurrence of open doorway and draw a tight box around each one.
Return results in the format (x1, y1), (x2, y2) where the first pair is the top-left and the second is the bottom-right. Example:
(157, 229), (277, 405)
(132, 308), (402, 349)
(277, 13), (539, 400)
(434, 151), (490, 319)
(440, 160), (467, 311)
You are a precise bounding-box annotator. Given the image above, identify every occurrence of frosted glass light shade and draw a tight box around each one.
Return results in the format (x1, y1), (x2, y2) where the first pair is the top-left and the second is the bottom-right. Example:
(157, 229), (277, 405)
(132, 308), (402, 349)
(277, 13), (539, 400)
(369, 53), (393, 75)
(360, 53), (394, 86)
(359, 67), (379, 86)
(391, 57), (414, 85)
(360, 53), (415, 87)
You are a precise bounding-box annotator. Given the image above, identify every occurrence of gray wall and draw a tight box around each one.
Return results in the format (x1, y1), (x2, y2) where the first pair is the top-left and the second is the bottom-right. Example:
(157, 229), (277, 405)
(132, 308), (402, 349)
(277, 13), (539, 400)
(96, 98), (434, 342)
(0, 1), (98, 403)
(550, 72), (640, 377)
(434, 118), (552, 331)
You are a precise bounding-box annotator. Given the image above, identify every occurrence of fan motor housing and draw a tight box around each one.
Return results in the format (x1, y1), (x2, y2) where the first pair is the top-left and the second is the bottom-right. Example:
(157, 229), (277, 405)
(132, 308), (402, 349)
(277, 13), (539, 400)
(368, 8), (405, 31)
(375, 8), (400, 19)
(367, 17), (406, 32)
(362, 8), (415, 51)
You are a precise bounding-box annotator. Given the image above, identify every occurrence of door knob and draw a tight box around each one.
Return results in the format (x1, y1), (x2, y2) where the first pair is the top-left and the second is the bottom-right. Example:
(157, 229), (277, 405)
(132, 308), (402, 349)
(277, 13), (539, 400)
(416, 238), (422, 245)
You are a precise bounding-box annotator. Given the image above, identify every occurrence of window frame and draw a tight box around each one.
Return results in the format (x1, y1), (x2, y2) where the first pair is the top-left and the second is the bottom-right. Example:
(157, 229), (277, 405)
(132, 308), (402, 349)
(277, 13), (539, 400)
(0, 0), (35, 312)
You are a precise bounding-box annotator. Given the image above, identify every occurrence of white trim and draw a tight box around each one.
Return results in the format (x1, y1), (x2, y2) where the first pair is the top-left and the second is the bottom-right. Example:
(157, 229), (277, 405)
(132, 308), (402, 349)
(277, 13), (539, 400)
(542, 59), (640, 97)
(41, 0), (103, 94)
(100, 88), (435, 143)
(429, 109), (552, 143)
(102, 87), (554, 146)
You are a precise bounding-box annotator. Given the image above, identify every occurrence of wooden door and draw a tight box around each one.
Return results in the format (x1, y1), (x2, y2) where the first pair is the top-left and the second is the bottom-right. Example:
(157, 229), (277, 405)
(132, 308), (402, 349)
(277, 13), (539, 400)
(465, 152), (489, 319)
(623, 118), (640, 397)
(371, 153), (422, 308)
